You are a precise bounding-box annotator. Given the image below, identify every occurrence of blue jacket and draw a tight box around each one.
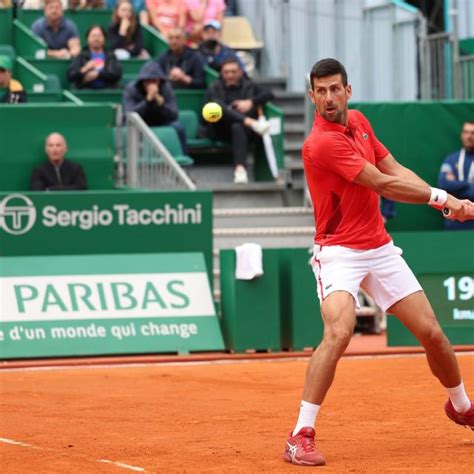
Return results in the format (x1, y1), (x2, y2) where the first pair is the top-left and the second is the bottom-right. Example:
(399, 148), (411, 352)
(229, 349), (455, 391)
(438, 148), (474, 230)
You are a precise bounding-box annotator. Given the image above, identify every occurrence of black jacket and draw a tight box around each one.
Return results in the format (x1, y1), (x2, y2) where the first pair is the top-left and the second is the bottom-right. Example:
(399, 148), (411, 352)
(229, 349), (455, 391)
(157, 46), (205, 89)
(123, 61), (178, 126)
(108, 22), (144, 58)
(30, 160), (88, 191)
(67, 48), (122, 89)
(205, 76), (274, 121)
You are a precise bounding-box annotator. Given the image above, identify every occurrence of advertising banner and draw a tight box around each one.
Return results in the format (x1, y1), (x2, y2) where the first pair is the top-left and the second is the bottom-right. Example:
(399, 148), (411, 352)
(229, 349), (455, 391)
(0, 253), (224, 358)
(0, 190), (213, 280)
(387, 231), (474, 346)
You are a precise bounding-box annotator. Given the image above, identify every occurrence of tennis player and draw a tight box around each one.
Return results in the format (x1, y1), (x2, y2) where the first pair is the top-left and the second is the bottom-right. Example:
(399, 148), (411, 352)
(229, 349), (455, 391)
(283, 58), (474, 466)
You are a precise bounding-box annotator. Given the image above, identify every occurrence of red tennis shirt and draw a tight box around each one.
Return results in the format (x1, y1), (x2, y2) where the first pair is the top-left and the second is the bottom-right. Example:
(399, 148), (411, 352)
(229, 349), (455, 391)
(303, 109), (391, 249)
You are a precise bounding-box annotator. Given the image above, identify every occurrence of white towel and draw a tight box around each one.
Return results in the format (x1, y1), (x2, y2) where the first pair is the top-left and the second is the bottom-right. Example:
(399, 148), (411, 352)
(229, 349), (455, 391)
(235, 243), (264, 280)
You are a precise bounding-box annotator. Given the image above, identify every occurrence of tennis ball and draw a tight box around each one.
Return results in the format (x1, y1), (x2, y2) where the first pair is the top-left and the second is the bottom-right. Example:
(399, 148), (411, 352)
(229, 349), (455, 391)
(202, 102), (223, 123)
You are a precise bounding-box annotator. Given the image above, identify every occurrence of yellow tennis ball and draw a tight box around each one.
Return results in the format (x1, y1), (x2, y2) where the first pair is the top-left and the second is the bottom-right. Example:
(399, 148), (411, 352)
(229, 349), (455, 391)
(202, 102), (223, 123)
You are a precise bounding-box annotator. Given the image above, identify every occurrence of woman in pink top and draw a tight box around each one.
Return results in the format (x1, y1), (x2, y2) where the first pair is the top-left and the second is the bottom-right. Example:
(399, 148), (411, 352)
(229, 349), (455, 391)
(184, 0), (225, 43)
(146, 0), (186, 36)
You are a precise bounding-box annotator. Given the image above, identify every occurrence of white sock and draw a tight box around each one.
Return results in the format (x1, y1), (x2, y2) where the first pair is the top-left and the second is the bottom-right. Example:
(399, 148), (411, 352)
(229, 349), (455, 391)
(447, 381), (471, 413)
(292, 400), (320, 436)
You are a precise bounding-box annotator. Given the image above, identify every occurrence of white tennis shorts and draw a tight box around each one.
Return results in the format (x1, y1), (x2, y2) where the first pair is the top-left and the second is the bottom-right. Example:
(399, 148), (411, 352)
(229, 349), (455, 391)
(312, 241), (423, 312)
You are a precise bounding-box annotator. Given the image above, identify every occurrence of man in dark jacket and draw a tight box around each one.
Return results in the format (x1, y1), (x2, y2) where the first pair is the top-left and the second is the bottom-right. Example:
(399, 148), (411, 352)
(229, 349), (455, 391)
(67, 25), (122, 89)
(204, 57), (274, 183)
(0, 55), (27, 104)
(158, 28), (205, 89)
(123, 61), (187, 152)
(31, 133), (88, 191)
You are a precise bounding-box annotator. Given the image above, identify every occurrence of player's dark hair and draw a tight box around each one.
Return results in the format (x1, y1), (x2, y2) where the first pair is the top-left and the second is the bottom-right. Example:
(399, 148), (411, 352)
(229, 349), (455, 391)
(464, 120), (474, 125)
(310, 58), (348, 89)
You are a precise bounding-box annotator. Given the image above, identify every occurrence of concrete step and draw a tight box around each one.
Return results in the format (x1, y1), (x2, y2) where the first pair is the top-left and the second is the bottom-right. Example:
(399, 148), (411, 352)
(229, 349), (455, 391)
(284, 140), (304, 155)
(278, 104), (305, 117)
(254, 76), (287, 91)
(214, 206), (313, 228)
(272, 91), (305, 107)
(214, 225), (314, 250)
(212, 181), (288, 208)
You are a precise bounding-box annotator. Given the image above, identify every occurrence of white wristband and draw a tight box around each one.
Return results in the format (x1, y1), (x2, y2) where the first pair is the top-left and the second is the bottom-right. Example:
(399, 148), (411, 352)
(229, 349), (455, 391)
(428, 187), (447, 206)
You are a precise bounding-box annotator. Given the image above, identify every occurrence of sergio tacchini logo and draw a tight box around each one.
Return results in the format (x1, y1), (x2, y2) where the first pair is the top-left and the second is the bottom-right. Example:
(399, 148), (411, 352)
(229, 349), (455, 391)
(0, 194), (37, 235)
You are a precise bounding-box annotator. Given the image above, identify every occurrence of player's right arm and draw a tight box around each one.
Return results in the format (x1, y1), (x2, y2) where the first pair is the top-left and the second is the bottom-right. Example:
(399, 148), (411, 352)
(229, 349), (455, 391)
(353, 161), (474, 222)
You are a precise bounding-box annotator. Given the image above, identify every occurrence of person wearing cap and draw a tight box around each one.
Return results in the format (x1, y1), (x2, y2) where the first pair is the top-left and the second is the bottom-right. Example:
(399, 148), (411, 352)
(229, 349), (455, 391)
(0, 56), (27, 104)
(123, 61), (187, 152)
(157, 27), (205, 89)
(198, 19), (243, 72)
(184, 0), (225, 44)
(31, 0), (81, 59)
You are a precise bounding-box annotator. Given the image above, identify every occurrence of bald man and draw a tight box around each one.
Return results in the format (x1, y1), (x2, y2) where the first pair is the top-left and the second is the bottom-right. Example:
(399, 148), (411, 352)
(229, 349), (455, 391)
(157, 28), (205, 89)
(30, 133), (88, 191)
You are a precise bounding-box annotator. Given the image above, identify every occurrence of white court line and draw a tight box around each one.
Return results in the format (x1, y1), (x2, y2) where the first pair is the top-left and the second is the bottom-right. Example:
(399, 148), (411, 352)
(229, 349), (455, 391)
(99, 459), (145, 472)
(0, 437), (146, 472)
(0, 437), (34, 448)
(0, 351), (472, 373)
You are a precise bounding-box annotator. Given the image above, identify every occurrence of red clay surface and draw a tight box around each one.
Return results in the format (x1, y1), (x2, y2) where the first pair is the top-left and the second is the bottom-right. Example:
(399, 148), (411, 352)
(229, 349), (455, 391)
(1, 352), (473, 473)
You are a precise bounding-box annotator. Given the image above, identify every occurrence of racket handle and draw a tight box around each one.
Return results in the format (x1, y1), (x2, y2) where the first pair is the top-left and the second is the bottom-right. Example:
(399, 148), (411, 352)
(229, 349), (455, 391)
(443, 207), (451, 217)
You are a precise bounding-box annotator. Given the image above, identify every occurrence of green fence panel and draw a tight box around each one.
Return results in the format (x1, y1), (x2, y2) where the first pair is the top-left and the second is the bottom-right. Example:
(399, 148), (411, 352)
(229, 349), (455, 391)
(0, 8), (13, 45)
(13, 20), (47, 59)
(142, 23), (168, 58)
(219, 248), (281, 352)
(0, 104), (116, 191)
(279, 248), (323, 350)
(350, 101), (474, 232)
(387, 231), (474, 346)
(14, 57), (49, 91)
(26, 58), (69, 88)
(72, 89), (123, 104)
(27, 90), (79, 102)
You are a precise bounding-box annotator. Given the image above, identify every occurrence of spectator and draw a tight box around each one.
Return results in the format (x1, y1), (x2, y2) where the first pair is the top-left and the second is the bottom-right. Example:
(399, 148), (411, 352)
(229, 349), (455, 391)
(31, 0), (81, 59)
(157, 27), (205, 89)
(67, 25), (122, 89)
(203, 57), (273, 184)
(184, 0), (225, 44)
(0, 55), (27, 104)
(438, 120), (474, 230)
(224, 0), (237, 16)
(108, 0), (150, 59)
(123, 61), (187, 151)
(69, 0), (104, 8)
(198, 19), (243, 73)
(31, 132), (88, 191)
(106, 0), (149, 25)
(146, 0), (185, 37)
(0, 0), (12, 7)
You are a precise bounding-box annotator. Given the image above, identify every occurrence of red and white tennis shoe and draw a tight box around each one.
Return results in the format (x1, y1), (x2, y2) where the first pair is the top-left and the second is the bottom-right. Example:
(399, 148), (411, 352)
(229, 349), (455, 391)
(445, 400), (474, 430)
(283, 427), (326, 466)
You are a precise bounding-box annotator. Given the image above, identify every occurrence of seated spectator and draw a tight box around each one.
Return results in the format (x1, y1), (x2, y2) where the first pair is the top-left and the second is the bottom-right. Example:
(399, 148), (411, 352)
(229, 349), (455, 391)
(108, 0), (150, 59)
(67, 25), (122, 89)
(69, 0), (104, 8)
(31, 133), (88, 191)
(438, 120), (474, 230)
(107, 0), (149, 25)
(157, 27), (205, 89)
(198, 19), (243, 73)
(0, 0), (11, 6)
(31, 0), (81, 59)
(146, 0), (186, 37)
(0, 56), (27, 104)
(184, 0), (225, 44)
(123, 61), (187, 151)
(203, 57), (273, 184)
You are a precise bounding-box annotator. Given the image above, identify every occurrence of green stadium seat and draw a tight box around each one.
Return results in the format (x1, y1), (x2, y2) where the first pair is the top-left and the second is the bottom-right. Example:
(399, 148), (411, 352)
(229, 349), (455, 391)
(0, 8), (13, 45)
(178, 109), (228, 149)
(0, 44), (15, 60)
(151, 126), (194, 166)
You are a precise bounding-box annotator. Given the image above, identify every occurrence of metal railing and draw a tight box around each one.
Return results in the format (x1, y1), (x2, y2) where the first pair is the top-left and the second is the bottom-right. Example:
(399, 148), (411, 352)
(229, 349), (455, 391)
(126, 112), (196, 191)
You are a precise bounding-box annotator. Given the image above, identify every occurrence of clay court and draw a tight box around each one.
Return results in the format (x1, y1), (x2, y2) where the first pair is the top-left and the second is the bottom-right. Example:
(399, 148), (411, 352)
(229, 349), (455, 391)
(1, 351), (473, 473)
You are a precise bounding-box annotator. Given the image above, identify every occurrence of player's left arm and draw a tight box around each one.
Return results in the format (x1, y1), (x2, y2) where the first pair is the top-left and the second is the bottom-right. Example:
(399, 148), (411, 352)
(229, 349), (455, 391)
(377, 153), (430, 188)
